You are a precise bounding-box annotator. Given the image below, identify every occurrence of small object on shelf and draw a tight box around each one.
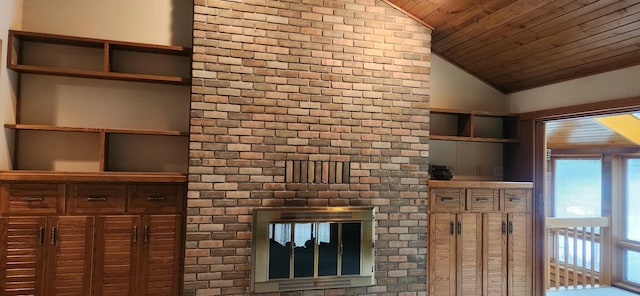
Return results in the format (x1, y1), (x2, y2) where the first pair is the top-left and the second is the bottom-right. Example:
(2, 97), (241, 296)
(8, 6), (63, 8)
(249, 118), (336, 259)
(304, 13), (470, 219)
(429, 165), (453, 180)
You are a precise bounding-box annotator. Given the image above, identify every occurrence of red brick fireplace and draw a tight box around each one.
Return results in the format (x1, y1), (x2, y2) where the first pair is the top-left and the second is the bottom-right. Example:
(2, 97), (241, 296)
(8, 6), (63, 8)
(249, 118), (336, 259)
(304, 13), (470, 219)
(186, 0), (432, 294)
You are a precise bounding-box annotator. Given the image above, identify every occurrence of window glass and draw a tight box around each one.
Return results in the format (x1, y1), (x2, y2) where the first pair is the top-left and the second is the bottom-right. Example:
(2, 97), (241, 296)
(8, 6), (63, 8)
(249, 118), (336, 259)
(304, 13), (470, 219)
(269, 223), (291, 279)
(624, 250), (640, 284)
(553, 158), (602, 217)
(341, 222), (361, 275)
(293, 223), (315, 278)
(626, 159), (640, 242)
(318, 223), (339, 276)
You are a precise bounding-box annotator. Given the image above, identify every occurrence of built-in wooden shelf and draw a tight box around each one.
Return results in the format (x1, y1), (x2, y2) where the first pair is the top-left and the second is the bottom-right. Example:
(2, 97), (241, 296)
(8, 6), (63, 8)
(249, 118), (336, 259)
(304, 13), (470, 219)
(0, 170), (187, 182)
(7, 30), (191, 85)
(430, 107), (519, 143)
(4, 30), (191, 175)
(9, 64), (189, 85)
(5, 124), (188, 137)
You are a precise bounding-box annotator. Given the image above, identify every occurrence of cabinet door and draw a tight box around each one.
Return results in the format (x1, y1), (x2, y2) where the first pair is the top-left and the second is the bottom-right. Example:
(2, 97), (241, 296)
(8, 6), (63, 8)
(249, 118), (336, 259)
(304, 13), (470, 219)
(507, 213), (532, 296)
(137, 215), (183, 296)
(457, 213), (482, 296)
(484, 213), (507, 296)
(93, 215), (139, 296)
(428, 213), (456, 296)
(45, 216), (94, 296)
(0, 217), (47, 295)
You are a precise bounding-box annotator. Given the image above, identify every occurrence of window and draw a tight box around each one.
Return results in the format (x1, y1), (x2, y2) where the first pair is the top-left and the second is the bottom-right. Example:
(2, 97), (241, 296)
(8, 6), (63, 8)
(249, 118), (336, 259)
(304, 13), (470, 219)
(252, 207), (375, 293)
(552, 157), (602, 218)
(549, 156), (604, 276)
(622, 157), (640, 287)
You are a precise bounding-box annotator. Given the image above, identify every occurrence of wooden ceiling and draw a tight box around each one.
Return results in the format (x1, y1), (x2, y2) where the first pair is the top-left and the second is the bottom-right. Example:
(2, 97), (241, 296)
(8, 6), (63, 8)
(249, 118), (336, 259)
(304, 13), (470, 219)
(384, 0), (640, 93)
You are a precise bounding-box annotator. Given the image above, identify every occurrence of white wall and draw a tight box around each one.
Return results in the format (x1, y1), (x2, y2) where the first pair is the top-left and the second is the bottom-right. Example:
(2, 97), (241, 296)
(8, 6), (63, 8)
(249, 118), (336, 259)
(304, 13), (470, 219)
(0, 0), (22, 170)
(21, 0), (192, 46)
(507, 65), (640, 113)
(430, 54), (508, 180)
(431, 54), (507, 112)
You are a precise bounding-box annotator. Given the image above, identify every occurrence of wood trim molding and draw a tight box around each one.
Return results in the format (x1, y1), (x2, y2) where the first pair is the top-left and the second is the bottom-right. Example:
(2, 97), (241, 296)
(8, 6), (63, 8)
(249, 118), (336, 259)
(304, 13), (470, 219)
(519, 96), (640, 121)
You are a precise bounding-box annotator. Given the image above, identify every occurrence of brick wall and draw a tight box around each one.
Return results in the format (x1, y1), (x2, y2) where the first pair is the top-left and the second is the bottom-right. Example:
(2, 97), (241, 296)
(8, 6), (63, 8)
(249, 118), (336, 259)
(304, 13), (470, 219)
(187, 0), (432, 295)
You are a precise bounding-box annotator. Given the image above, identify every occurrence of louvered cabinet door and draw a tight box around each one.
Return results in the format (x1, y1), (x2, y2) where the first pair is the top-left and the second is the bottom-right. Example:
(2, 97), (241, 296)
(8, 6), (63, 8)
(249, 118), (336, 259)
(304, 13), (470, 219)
(137, 215), (183, 296)
(0, 217), (47, 295)
(93, 215), (139, 296)
(45, 216), (94, 296)
(428, 213), (456, 296)
(483, 213), (507, 296)
(507, 213), (532, 296)
(457, 213), (482, 296)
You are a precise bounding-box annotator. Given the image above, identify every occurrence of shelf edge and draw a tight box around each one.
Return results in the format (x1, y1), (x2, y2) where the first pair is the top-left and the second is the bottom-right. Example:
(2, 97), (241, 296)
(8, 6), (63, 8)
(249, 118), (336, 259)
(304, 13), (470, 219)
(0, 171), (187, 183)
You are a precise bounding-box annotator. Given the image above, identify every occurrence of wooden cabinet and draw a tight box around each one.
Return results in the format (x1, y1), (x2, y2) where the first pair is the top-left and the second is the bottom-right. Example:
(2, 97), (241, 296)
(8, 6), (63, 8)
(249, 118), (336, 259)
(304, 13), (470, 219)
(0, 216), (94, 295)
(428, 181), (533, 296)
(0, 178), (185, 296)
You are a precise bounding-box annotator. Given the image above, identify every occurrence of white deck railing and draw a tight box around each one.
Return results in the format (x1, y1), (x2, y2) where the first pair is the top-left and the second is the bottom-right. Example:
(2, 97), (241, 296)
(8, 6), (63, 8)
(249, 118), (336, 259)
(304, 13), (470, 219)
(545, 217), (610, 291)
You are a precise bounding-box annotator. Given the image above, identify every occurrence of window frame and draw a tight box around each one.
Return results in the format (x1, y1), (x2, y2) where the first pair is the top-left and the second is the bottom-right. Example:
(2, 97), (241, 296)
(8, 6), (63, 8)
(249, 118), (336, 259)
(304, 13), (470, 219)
(251, 207), (375, 293)
(619, 156), (640, 288)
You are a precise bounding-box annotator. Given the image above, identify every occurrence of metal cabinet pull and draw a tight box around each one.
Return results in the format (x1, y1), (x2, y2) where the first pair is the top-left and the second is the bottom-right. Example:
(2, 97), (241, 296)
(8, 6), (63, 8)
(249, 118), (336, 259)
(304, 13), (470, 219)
(449, 221), (454, 235)
(23, 197), (44, 203)
(457, 221), (462, 235)
(508, 221), (514, 234)
(440, 197), (455, 202)
(144, 225), (150, 243)
(38, 227), (45, 246)
(132, 226), (138, 243)
(87, 197), (107, 201)
(147, 196), (167, 201)
(50, 227), (57, 245)
(509, 197), (522, 202)
(502, 221), (506, 235)
(475, 198), (489, 202)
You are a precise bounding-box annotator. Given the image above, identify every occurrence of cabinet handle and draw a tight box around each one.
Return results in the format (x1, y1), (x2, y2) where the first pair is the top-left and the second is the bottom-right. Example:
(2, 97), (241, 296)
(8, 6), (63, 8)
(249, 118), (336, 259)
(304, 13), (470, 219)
(50, 227), (57, 245)
(440, 197), (455, 202)
(509, 221), (513, 234)
(23, 197), (44, 203)
(509, 197), (522, 202)
(39, 227), (45, 246)
(147, 196), (167, 201)
(144, 225), (150, 243)
(132, 226), (138, 243)
(449, 222), (454, 235)
(475, 198), (489, 202)
(457, 221), (462, 235)
(87, 197), (107, 201)
(502, 221), (506, 235)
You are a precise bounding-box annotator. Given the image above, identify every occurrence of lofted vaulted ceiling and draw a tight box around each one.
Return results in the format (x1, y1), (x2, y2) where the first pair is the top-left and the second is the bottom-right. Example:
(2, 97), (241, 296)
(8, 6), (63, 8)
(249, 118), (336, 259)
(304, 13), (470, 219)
(384, 0), (640, 93)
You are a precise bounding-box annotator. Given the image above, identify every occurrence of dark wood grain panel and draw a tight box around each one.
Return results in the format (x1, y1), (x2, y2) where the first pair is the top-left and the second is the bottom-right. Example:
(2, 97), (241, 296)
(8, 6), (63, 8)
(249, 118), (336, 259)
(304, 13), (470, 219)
(68, 184), (126, 214)
(138, 215), (183, 296)
(0, 217), (46, 295)
(385, 0), (640, 92)
(462, 1), (640, 71)
(93, 216), (138, 296)
(5, 183), (63, 215)
(46, 216), (93, 296)
(127, 184), (184, 214)
(442, 0), (598, 61)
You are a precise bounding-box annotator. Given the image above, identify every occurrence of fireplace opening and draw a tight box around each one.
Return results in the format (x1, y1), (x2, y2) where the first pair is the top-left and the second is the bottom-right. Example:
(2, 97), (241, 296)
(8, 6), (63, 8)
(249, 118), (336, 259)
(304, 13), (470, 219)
(252, 207), (375, 292)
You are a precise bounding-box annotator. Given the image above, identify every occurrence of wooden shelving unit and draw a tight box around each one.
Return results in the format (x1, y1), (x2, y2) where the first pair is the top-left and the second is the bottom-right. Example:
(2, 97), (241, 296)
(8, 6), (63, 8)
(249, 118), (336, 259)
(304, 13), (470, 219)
(430, 108), (519, 143)
(7, 30), (191, 85)
(4, 30), (191, 177)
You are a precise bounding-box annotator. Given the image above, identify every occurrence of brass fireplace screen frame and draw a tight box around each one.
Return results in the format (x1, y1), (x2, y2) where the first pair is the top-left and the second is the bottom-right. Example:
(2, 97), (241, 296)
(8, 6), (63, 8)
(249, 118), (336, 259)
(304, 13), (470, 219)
(251, 207), (375, 292)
